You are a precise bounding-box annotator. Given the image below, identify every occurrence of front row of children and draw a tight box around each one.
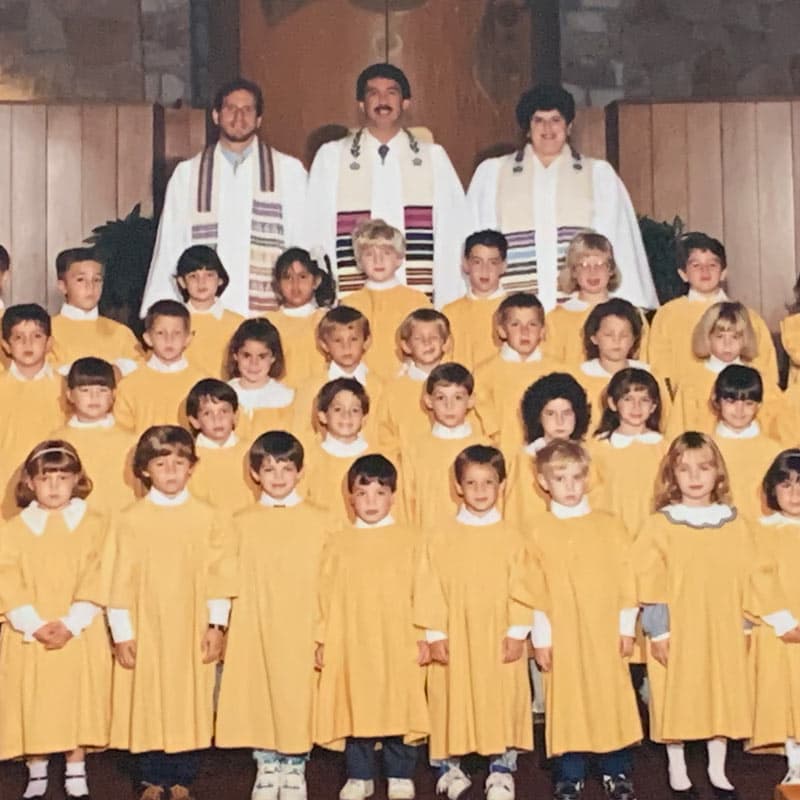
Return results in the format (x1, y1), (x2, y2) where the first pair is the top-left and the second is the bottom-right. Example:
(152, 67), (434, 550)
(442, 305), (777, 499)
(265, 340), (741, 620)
(5, 420), (800, 800)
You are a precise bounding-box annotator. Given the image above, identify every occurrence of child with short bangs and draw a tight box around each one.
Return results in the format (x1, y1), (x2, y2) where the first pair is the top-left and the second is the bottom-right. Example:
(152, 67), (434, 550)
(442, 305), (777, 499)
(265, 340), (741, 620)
(634, 432), (798, 798)
(0, 440), (111, 800)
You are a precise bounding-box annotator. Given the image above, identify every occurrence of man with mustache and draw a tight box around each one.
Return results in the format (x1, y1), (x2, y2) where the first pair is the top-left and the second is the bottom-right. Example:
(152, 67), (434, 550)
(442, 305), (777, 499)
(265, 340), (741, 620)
(142, 78), (308, 316)
(306, 63), (470, 307)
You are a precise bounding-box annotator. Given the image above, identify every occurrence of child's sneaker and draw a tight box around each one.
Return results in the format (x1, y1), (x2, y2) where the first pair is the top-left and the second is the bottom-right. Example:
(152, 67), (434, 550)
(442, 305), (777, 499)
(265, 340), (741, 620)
(339, 779), (375, 800)
(387, 778), (415, 800)
(485, 771), (514, 800)
(252, 762), (281, 800)
(280, 765), (307, 800)
(436, 766), (472, 800)
(602, 774), (636, 800)
(554, 781), (583, 800)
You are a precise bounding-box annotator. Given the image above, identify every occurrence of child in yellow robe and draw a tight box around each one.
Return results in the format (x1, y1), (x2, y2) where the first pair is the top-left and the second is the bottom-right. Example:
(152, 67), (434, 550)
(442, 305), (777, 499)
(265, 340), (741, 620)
(107, 425), (235, 800)
(443, 230), (507, 371)
(511, 440), (642, 800)
(0, 304), (66, 518)
(545, 232), (650, 369)
(216, 431), (331, 800)
(475, 292), (566, 454)
(648, 232), (777, 391)
(51, 357), (139, 514)
(51, 247), (141, 376)
(414, 445), (532, 800)
(175, 245), (244, 379)
(634, 432), (797, 798)
(344, 219), (431, 381)
(114, 300), (206, 435)
(315, 454), (429, 800)
(186, 378), (258, 513)
(710, 365), (782, 522)
(403, 363), (491, 529)
(0, 440), (112, 800)
(748, 450), (800, 782)
(226, 317), (296, 441)
(264, 247), (333, 388)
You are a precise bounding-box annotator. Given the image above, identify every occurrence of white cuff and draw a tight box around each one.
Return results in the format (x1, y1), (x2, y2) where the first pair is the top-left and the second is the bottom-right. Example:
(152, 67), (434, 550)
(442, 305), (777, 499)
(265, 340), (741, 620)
(425, 629), (447, 643)
(61, 601), (101, 637)
(506, 625), (531, 641)
(207, 598), (231, 626)
(115, 358), (139, 376)
(651, 632), (671, 642)
(6, 604), (46, 642)
(762, 610), (800, 637)
(107, 608), (135, 643)
(531, 610), (552, 648)
(619, 607), (639, 638)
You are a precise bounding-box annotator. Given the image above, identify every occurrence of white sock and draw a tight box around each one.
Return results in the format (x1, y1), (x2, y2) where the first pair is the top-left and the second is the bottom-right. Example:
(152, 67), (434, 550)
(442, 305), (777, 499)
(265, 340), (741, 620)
(666, 742), (691, 791)
(65, 760), (89, 797)
(707, 737), (734, 790)
(23, 760), (48, 799)
(787, 738), (800, 769)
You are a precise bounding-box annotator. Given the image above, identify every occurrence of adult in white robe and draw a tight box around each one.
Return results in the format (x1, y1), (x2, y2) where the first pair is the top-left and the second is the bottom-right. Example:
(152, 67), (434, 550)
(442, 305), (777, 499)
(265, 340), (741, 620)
(305, 63), (470, 308)
(142, 78), (308, 317)
(467, 85), (657, 312)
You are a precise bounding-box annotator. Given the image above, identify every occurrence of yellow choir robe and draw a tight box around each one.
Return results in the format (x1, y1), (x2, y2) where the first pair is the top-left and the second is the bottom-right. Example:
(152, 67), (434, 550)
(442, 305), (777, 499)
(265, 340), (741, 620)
(647, 293), (778, 392)
(50, 417), (139, 514)
(713, 426), (783, 522)
(413, 514), (533, 759)
(748, 513), (800, 751)
(377, 369), (434, 452)
(504, 442), (554, 527)
(0, 501), (113, 759)
(215, 498), (330, 753)
(185, 303), (244, 379)
(443, 293), (503, 372)
(51, 313), (142, 372)
(115, 359), (206, 435)
(780, 313), (800, 387)
(109, 494), (236, 753)
(264, 306), (326, 389)
(188, 433), (259, 514)
(314, 521), (429, 749)
(511, 509), (643, 756)
(228, 378), (296, 444)
(345, 284), (431, 381)
(633, 506), (784, 742)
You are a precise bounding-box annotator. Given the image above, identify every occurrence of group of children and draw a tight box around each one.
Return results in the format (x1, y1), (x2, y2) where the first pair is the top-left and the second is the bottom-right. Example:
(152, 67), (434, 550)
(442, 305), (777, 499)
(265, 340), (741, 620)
(2, 223), (800, 800)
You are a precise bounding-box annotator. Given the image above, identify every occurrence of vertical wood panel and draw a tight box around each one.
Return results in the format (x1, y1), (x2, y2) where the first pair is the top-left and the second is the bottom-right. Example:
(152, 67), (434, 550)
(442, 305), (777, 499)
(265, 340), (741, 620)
(686, 103), (723, 238)
(0, 106), (11, 306)
(117, 105), (155, 218)
(46, 106), (83, 311)
(615, 104), (653, 216)
(651, 104), (689, 223)
(10, 106), (47, 305)
(721, 103), (761, 311)
(791, 101), (800, 288)
(571, 107), (606, 160)
(755, 101), (796, 329)
(81, 105), (118, 237)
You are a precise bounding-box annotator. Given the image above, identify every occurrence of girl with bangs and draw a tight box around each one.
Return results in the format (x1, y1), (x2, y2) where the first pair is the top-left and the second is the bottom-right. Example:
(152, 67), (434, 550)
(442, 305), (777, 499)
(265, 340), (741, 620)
(633, 432), (799, 799)
(0, 440), (112, 800)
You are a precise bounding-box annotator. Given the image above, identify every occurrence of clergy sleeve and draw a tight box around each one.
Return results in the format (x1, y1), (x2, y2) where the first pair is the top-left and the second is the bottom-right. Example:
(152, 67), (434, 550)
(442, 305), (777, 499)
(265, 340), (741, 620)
(61, 601), (102, 637)
(304, 141), (340, 268)
(278, 154), (309, 249)
(107, 608), (135, 643)
(6, 604), (46, 642)
(466, 158), (501, 230)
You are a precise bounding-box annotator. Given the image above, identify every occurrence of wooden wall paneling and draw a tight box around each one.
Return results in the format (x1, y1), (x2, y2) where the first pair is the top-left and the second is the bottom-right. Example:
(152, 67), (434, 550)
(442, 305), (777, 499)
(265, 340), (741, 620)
(117, 105), (155, 218)
(651, 103), (688, 224)
(571, 107), (606, 160)
(792, 101), (800, 289)
(686, 102), (723, 238)
(720, 103), (761, 312)
(0, 106), (11, 305)
(614, 104), (654, 217)
(46, 106), (83, 311)
(81, 105), (118, 238)
(10, 106), (47, 306)
(754, 101), (796, 329)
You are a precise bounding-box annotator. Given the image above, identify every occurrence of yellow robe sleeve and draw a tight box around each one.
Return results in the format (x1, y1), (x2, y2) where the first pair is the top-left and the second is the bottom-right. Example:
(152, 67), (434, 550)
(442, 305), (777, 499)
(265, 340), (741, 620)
(631, 516), (669, 604)
(206, 512), (238, 600)
(509, 537), (549, 614)
(73, 513), (115, 607)
(411, 540), (449, 634)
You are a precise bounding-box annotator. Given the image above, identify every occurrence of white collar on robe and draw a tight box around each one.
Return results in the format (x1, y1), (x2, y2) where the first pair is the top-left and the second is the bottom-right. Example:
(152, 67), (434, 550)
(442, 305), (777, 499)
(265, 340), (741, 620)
(760, 512), (800, 527)
(561, 293), (592, 312)
(21, 497), (87, 536)
(456, 505), (502, 526)
(280, 301), (318, 318)
(322, 433), (368, 457)
(363, 128), (404, 154)
(328, 360), (368, 384)
(500, 343), (542, 363)
(148, 487), (190, 506)
(403, 361), (432, 382)
(187, 298), (224, 320)
(609, 430), (663, 448)
(467, 286), (505, 301)
(580, 357), (649, 378)
(432, 421), (472, 440)
(550, 496), (591, 519)
(355, 513), (396, 528)
(9, 361), (53, 382)
(662, 502), (735, 527)
(68, 414), (116, 430)
(196, 431), (238, 449)
(260, 489), (302, 508)
(688, 288), (727, 303)
(147, 354), (189, 373)
(715, 420), (760, 440)
(228, 378), (294, 409)
(60, 303), (99, 321)
(365, 275), (402, 290)
(704, 355), (741, 374)
(524, 436), (548, 455)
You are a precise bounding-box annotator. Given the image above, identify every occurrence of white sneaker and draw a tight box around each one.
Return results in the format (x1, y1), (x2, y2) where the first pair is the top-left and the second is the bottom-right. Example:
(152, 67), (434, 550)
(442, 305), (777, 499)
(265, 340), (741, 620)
(280, 766), (308, 800)
(436, 766), (472, 800)
(252, 762), (281, 800)
(387, 778), (415, 799)
(339, 779), (375, 800)
(485, 772), (514, 800)
(783, 765), (800, 784)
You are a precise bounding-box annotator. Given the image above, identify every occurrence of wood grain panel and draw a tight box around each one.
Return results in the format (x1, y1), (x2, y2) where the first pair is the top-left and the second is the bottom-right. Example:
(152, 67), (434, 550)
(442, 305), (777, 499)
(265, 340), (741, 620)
(571, 107), (606, 160)
(615, 104), (653, 216)
(0, 106), (11, 305)
(792, 101), (800, 289)
(651, 104), (688, 223)
(686, 102), (723, 238)
(81, 105), (118, 236)
(117, 105), (155, 218)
